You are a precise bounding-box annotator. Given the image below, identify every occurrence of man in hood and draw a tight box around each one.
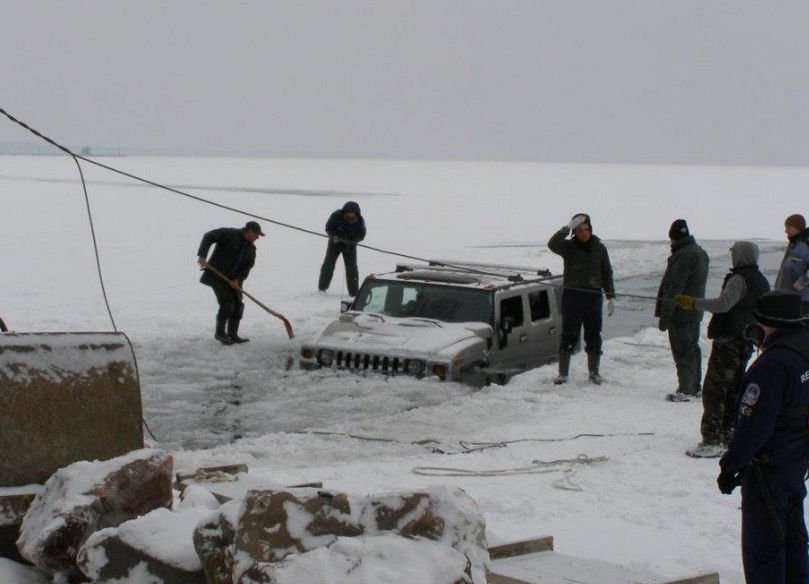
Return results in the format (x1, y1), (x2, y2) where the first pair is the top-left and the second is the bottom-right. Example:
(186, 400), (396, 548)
(655, 219), (710, 402)
(318, 201), (366, 296)
(547, 213), (615, 385)
(675, 241), (770, 457)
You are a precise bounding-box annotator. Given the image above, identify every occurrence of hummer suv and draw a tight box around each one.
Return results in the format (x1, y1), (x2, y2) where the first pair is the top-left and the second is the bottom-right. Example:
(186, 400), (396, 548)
(299, 260), (563, 384)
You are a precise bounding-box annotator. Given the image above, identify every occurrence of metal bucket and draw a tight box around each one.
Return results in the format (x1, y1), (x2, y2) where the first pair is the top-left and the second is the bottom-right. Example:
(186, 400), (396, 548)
(0, 332), (144, 486)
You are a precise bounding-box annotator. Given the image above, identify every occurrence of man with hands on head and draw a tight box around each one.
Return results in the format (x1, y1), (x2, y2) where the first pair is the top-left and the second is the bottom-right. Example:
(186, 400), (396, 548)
(547, 213), (615, 385)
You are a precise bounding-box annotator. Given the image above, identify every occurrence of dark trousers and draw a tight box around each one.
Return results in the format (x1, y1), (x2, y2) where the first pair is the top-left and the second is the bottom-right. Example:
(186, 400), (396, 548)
(210, 279), (244, 322)
(741, 463), (809, 584)
(559, 289), (603, 355)
(668, 321), (702, 395)
(318, 240), (359, 296)
(700, 338), (752, 445)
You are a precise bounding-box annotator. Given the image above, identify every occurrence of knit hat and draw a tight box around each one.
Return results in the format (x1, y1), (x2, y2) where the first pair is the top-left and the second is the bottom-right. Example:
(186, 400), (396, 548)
(784, 214), (806, 231)
(668, 219), (689, 240)
(754, 290), (809, 329)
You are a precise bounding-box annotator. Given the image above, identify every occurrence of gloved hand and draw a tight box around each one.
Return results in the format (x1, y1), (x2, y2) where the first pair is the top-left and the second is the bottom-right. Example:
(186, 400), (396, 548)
(658, 317), (670, 332)
(607, 298), (615, 317)
(567, 215), (587, 231)
(717, 471), (741, 495)
(674, 294), (696, 310)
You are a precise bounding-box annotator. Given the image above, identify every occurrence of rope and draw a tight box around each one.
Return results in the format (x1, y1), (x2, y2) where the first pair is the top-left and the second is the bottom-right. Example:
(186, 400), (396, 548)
(0, 107), (118, 331)
(411, 454), (608, 477)
(293, 429), (654, 456)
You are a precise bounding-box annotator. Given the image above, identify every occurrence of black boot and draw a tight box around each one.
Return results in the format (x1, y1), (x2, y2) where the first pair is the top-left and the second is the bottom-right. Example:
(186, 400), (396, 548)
(227, 318), (250, 344)
(554, 350), (571, 384)
(215, 316), (234, 345)
(588, 353), (603, 385)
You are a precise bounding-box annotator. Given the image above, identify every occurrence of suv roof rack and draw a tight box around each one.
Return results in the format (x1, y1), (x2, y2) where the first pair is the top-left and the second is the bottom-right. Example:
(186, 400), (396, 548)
(395, 260), (553, 282)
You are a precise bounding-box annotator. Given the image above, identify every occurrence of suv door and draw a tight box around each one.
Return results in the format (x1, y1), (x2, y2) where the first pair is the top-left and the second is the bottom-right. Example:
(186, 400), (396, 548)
(491, 292), (533, 373)
(524, 286), (559, 366)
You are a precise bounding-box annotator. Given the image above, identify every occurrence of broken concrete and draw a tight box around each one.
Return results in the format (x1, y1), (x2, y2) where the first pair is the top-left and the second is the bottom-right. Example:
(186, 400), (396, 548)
(17, 449), (172, 580)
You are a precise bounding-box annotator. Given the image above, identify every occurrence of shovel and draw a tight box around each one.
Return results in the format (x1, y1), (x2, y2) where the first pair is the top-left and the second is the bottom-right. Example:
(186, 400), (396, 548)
(203, 264), (295, 339)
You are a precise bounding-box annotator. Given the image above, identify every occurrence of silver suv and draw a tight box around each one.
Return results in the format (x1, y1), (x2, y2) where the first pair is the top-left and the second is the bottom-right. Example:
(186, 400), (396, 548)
(300, 261), (563, 384)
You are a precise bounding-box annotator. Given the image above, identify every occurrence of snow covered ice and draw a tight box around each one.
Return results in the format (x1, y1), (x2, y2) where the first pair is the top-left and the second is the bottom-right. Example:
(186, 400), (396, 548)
(1, 156), (806, 583)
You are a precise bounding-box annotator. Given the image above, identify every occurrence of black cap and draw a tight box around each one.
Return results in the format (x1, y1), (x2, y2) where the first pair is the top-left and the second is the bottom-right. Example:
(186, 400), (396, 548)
(669, 219), (689, 240)
(754, 290), (809, 329)
(244, 221), (265, 236)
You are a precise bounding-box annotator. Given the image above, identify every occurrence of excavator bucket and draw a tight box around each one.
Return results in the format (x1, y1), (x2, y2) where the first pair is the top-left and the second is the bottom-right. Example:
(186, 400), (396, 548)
(0, 332), (144, 487)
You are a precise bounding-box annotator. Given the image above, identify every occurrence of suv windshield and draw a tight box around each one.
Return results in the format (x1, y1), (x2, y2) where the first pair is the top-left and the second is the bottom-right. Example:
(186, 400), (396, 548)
(354, 280), (492, 324)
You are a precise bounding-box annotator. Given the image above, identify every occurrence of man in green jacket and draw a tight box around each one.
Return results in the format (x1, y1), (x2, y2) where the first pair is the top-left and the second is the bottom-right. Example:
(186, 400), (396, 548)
(655, 219), (709, 401)
(548, 213), (615, 385)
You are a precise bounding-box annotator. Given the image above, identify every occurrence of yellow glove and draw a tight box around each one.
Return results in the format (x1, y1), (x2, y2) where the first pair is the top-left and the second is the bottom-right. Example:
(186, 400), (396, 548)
(674, 294), (695, 310)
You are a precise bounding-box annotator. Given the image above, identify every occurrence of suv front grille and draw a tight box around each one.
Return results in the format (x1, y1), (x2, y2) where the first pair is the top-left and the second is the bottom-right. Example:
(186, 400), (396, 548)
(336, 351), (404, 374)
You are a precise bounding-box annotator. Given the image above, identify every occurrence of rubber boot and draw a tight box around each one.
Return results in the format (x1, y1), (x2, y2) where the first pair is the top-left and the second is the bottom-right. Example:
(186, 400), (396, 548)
(227, 318), (250, 344)
(588, 353), (603, 385)
(554, 350), (571, 385)
(215, 316), (234, 345)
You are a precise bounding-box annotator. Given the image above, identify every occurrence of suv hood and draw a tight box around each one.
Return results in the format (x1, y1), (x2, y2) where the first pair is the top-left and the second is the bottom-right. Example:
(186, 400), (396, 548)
(313, 312), (492, 356)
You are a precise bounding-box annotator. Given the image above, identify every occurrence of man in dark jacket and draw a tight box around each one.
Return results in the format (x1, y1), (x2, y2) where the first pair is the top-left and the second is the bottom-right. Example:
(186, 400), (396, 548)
(655, 219), (709, 402)
(775, 214), (809, 305)
(674, 241), (770, 457)
(718, 290), (809, 584)
(548, 213), (615, 385)
(318, 201), (366, 296)
(197, 221), (264, 345)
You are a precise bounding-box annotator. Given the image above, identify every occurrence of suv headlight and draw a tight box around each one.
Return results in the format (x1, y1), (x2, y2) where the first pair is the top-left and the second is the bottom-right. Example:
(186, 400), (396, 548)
(405, 359), (425, 376)
(318, 349), (334, 366)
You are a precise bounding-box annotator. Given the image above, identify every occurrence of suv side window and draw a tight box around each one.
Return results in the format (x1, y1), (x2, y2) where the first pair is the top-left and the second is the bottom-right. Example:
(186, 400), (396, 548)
(500, 296), (524, 327)
(528, 290), (550, 321)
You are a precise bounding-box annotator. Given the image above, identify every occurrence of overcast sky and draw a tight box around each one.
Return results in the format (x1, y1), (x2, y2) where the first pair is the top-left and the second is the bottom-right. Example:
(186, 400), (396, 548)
(2, 1), (808, 164)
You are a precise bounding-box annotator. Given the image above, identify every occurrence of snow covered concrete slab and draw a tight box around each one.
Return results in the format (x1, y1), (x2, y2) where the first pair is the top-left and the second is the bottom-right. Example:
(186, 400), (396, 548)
(490, 549), (719, 584)
(0, 332), (143, 486)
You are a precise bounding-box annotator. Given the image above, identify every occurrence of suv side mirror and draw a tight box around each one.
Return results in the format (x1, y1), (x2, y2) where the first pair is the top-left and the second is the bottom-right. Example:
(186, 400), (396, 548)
(500, 316), (514, 335)
(340, 300), (353, 313)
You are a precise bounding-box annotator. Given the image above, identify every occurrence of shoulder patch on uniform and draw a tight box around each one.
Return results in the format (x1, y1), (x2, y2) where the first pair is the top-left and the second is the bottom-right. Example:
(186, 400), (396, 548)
(741, 383), (761, 407)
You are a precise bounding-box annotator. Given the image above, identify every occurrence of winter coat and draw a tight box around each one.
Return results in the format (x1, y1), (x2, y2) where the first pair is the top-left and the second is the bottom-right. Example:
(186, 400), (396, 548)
(197, 227), (256, 286)
(701, 242), (770, 340)
(775, 231), (809, 301)
(720, 328), (809, 475)
(655, 236), (709, 324)
(547, 227), (615, 298)
(325, 203), (366, 243)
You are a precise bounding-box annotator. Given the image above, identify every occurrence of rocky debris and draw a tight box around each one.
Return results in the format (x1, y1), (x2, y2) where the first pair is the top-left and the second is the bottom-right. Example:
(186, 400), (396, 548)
(193, 500), (241, 584)
(175, 463), (321, 505)
(0, 485), (42, 561)
(17, 449), (172, 580)
(237, 534), (474, 584)
(76, 506), (212, 584)
(194, 485), (488, 584)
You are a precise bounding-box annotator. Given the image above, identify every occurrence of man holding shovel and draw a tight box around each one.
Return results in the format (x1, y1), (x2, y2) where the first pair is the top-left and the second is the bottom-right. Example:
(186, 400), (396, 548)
(197, 221), (264, 345)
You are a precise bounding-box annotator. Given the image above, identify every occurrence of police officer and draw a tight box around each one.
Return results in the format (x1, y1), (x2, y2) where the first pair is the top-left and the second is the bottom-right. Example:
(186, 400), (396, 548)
(197, 221), (264, 344)
(718, 290), (809, 584)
